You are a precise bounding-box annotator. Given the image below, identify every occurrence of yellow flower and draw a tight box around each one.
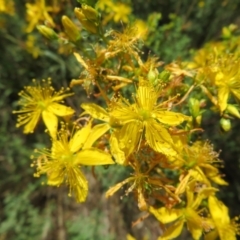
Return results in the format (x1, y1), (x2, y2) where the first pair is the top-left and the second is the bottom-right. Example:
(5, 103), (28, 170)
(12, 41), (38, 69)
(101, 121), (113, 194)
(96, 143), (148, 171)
(205, 196), (240, 240)
(97, 1), (131, 24)
(25, 0), (58, 33)
(0, 0), (15, 15)
(111, 3), (131, 23)
(33, 122), (114, 202)
(107, 26), (142, 62)
(81, 102), (126, 164)
(109, 82), (189, 158)
(207, 55), (240, 113)
(134, 19), (148, 40)
(175, 140), (228, 196)
(13, 79), (74, 138)
(150, 188), (214, 240)
(96, 0), (114, 11)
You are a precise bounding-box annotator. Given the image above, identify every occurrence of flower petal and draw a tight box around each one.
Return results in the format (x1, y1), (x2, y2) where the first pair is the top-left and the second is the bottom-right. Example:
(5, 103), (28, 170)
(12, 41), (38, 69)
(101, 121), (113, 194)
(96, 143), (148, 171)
(67, 166), (88, 203)
(81, 103), (110, 122)
(217, 86), (229, 113)
(109, 131), (126, 165)
(159, 219), (184, 240)
(47, 166), (64, 186)
(153, 110), (189, 126)
(48, 102), (75, 116)
(42, 110), (58, 139)
(145, 119), (176, 156)
(208, 196), (230, 225)
(118, 120), (143, 158)
(204, 229), (218, 240)
(83, 123), (111, 149)
(136, 84), (157, 111)
(75, 148), (114, 165)
(149, 206), (182, 224)
(110, 102), (139, 123)
(69, 122), (92, 152)
(186, 218), (202, 240)
(22, 110), (41, 133)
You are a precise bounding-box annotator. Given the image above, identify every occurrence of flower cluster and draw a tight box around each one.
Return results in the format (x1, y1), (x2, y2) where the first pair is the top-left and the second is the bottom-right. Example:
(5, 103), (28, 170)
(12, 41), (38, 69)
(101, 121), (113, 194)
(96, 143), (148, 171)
(13, 2), (240, 239)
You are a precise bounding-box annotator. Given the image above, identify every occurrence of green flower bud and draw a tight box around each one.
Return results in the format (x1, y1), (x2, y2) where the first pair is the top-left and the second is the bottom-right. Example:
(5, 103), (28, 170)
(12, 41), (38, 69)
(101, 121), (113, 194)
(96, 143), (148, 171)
(61, 16), (81, 42)
(82, 4), (98, 21)
(74, 8), (98, 34)
(220, 118), (231, 132)
(37, 25), (58, 40)
(226, 104), (240, 118)
(158, 70), (170, 83)
(189, 98), (200, 118)
(147, 68), (158, 85)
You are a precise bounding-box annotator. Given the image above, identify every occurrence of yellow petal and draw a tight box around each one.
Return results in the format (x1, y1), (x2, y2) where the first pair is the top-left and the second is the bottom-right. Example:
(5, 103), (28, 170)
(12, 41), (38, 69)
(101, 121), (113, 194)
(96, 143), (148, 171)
(75, 148), (114, 165)
(136, 84), (157, 111)
(51, 92), (74, 102)
(110, 131), (126, 165)
(68, 167), (88, 203)
(145, 119), (176, 156)
(208, 196), (230, 225)
(186, 219), (202, 240)
(118, 120), (143, 158)
(204, 229), (218, 240)
(218, 227), (237, 240)
(51, 140), (66, 158)
(159, 219), (184, 240)
(218, 86), (229, 112)
(110, 103), (139, 123)
(149, 206), (182, 224)
(23, 110), (41, 133)
(126, 234), (136, 240)
(83, 123), (110, 149)
(42, 110), (58, 139)
(81, 103), (110, 122)
(153, 110), (189, 126)
(47, 167), (64, 186)
(185, 208), (206, 239)
(186, 188), (194, 207)
(48, 102), (75, 116)
(208, 196), (237, 240)
(69, 122), (92, 152)
(210, 175), (228, 185)
(73, 52), (88, 69)
(202, 164), (228, 185)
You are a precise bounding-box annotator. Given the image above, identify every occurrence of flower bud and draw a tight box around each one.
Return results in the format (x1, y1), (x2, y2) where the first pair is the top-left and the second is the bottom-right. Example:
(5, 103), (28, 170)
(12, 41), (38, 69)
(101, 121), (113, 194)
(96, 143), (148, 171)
(196, 115), (202, 125)
(159, 70), (170, 83)
(74, 8), (98, 34)
(147, 68), (158, 85)
(82, 4), (98, 21)
(61, 16), (81, 42)
(189, 98), (200, 118)
(226, 104), (240, 118)
(220, 118), (231, 132)
(37, 25), (58, 40)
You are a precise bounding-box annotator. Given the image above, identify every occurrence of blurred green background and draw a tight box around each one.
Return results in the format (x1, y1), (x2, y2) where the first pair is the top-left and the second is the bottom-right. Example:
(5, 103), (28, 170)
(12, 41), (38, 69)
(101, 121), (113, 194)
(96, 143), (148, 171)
(1, 0), (240, 239)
